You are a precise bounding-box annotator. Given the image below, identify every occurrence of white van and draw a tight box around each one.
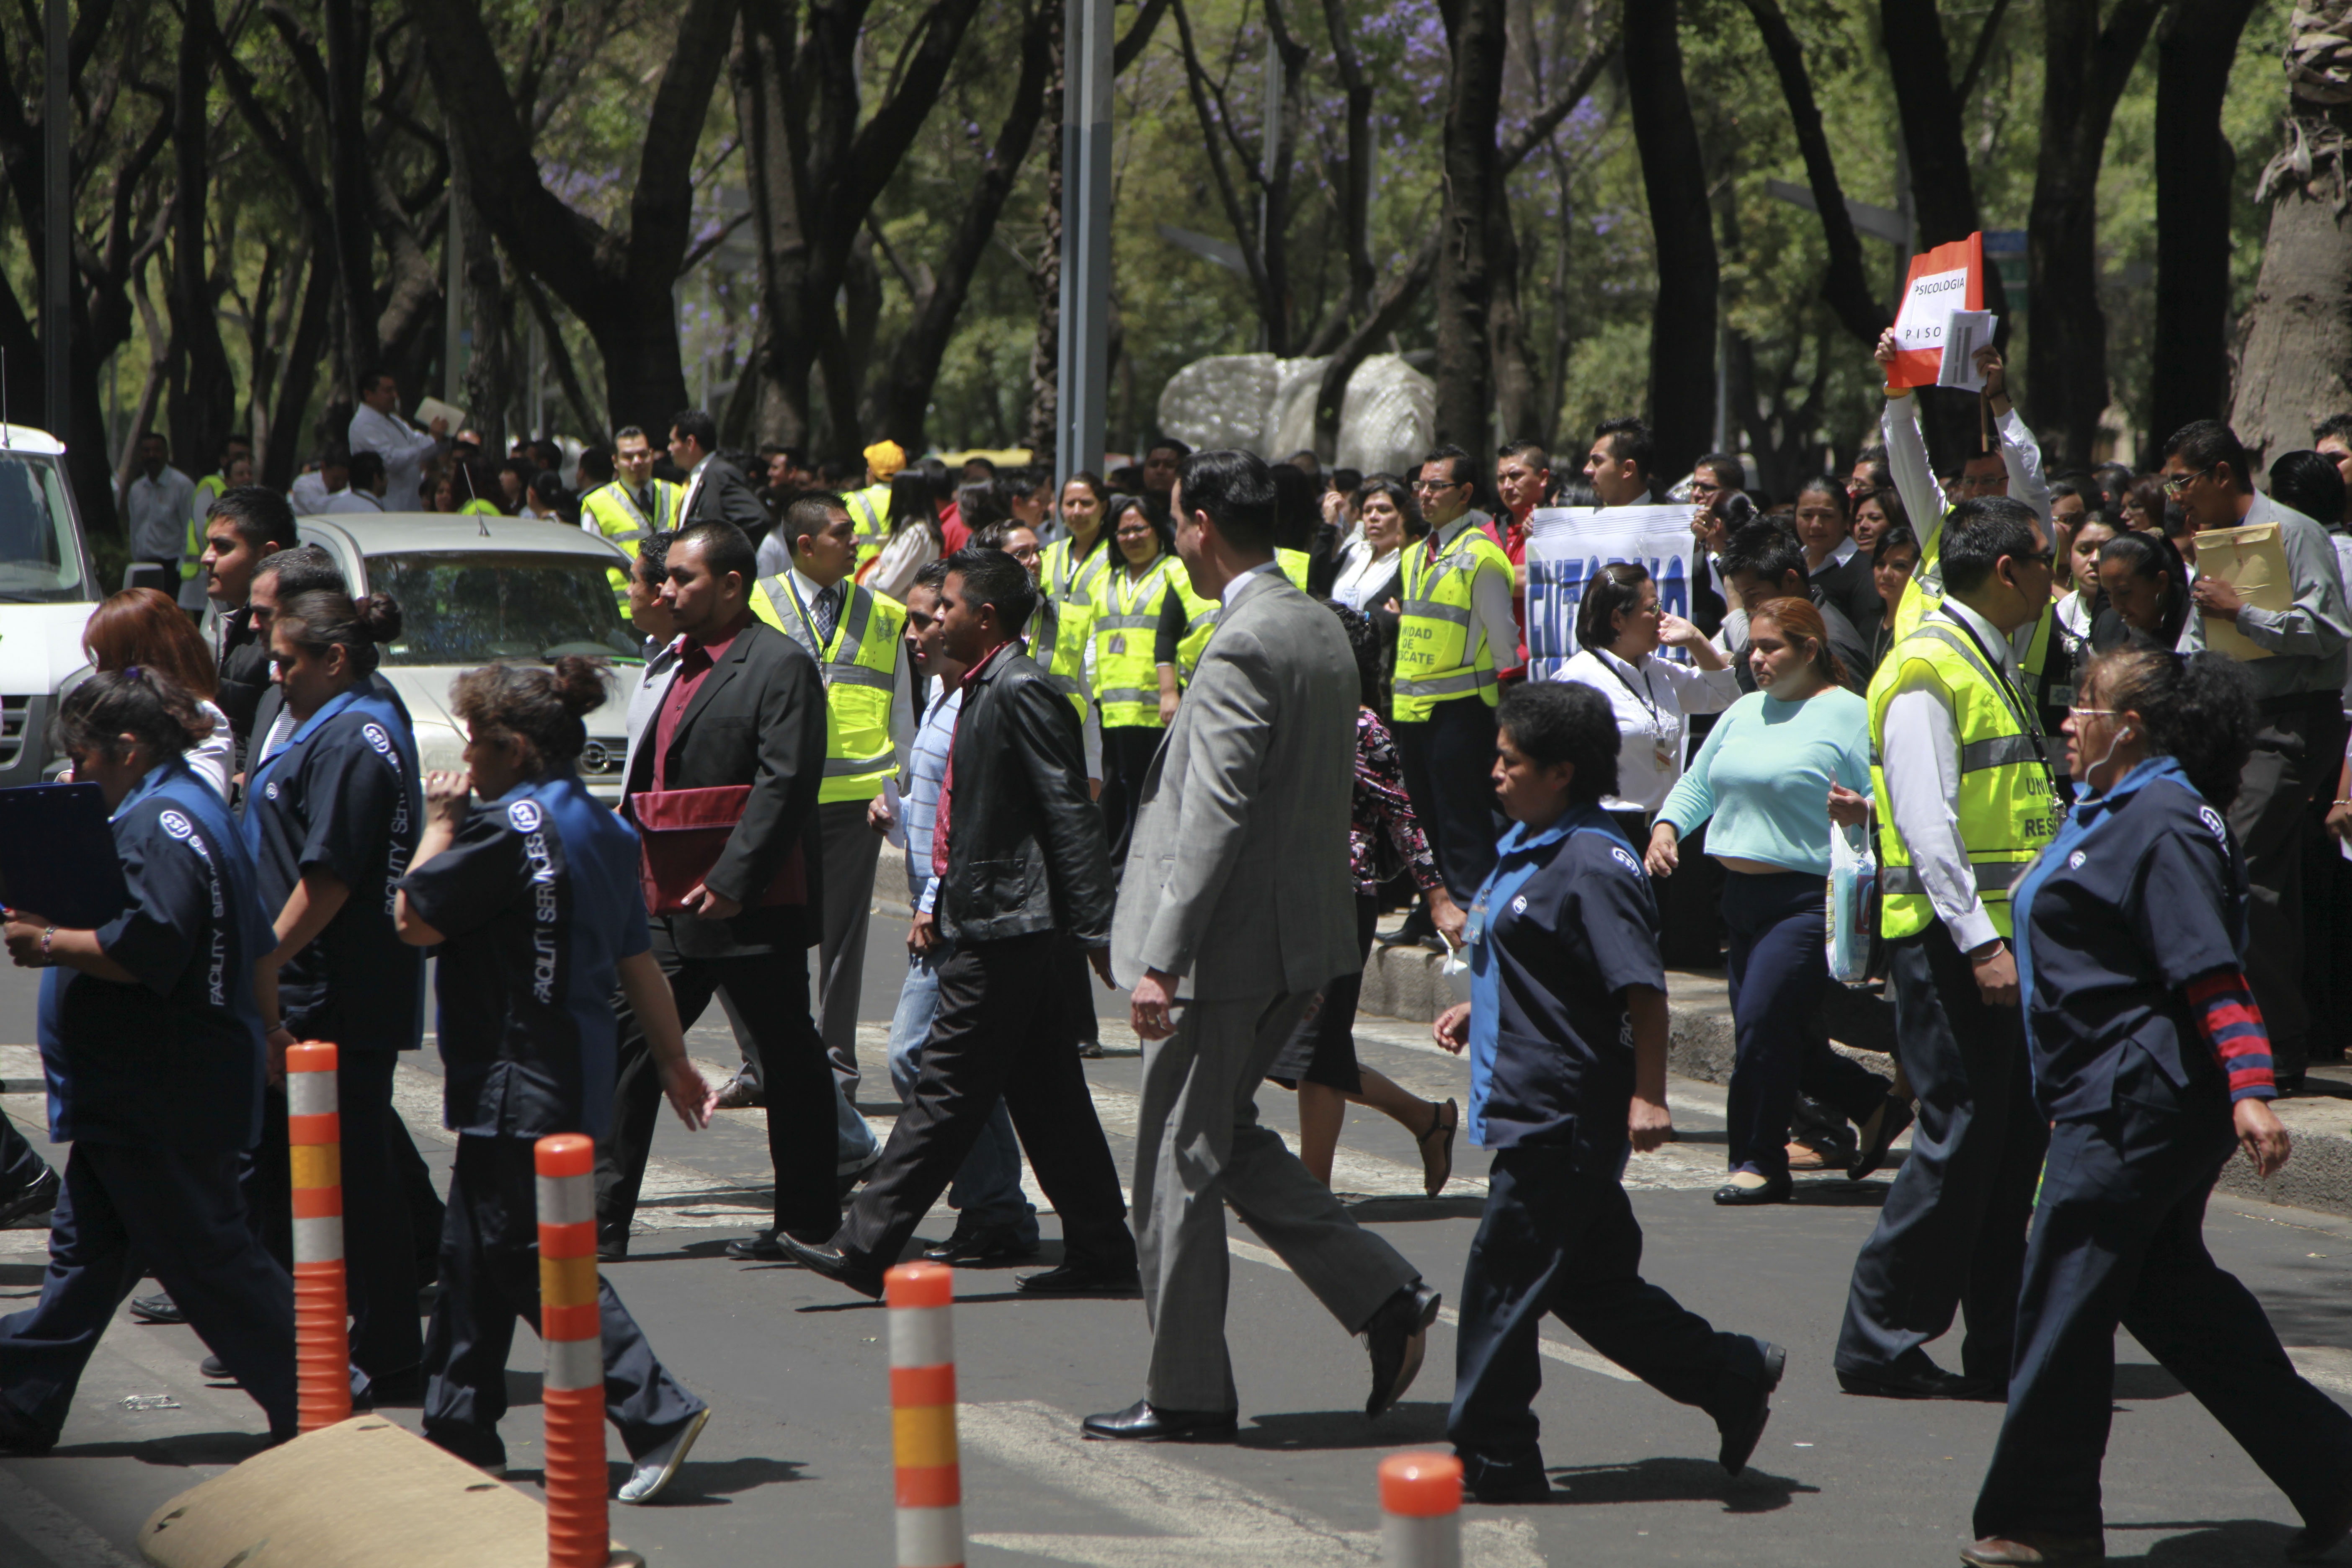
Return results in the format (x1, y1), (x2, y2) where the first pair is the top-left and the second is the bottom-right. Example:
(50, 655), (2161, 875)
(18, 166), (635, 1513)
(0, 427), (98, 787)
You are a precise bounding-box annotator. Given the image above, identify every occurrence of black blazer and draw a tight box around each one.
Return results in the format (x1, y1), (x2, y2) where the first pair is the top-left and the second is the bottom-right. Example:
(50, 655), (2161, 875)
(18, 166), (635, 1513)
(939, 644), (1114, 946)
(684, 458), (773, 540)
(624, 616), (827, 958)
(214, 605), (273, 766)
(1811, 552), (1883, 654)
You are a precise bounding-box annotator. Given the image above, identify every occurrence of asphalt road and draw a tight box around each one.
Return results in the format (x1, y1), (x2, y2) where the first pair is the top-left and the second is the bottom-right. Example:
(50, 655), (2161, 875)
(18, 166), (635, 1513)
(3, 915), (2352, 1567)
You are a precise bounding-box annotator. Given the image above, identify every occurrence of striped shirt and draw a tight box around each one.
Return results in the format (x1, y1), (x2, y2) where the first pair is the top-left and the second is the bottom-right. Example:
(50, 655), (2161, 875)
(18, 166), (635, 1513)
(903, 684), (963, 915)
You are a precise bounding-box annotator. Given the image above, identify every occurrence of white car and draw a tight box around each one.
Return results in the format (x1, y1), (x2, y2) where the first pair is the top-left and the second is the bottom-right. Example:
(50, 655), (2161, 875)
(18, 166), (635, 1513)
(295, 513), (645, 803)
(0, 426), (98, 788)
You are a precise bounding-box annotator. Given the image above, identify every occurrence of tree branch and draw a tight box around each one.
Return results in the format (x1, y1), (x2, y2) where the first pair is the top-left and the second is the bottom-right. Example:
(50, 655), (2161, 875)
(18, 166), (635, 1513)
(1498, 31), (1618, 175)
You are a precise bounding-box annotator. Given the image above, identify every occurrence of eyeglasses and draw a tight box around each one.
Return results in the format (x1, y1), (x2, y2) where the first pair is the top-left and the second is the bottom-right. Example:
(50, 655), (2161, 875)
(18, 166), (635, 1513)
(2161, 466), (2215, 497)
(1006, 544), (1040, 562)
(1411, 478), (1464, 493)
(2066, 706), (2117, 721)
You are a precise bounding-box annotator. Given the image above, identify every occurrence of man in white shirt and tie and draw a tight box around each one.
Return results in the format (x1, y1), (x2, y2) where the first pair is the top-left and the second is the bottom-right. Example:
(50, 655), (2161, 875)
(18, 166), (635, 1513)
(668, 408), (771, 536)
(347, 372), (446, 509)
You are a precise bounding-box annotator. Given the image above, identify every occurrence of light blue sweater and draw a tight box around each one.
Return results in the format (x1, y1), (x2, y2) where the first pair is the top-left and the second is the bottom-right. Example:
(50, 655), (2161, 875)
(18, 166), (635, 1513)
(1658, 688), (1873, 875)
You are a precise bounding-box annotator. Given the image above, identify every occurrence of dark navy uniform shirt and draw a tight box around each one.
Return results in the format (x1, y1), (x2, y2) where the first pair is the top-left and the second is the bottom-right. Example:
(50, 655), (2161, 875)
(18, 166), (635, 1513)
(38, 759), (274, 1150)
(239, 684), (424, 1056)
(2012, 754), (2245, 1122)
(395, 770), (651, 1140)
(1465, 804), (1665, 1167)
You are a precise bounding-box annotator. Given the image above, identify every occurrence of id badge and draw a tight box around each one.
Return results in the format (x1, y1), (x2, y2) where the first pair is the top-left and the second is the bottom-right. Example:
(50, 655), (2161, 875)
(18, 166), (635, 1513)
(1111, 634), (1127, 656)
(1463, 894), (1491, 949)
(1653, 737), (1677, 771)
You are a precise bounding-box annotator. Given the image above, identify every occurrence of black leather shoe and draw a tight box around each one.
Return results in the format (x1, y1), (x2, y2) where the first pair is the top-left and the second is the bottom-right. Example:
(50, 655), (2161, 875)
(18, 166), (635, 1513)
(713, 1077), (764, 1109)
(1848, 1095), (1915, 1181)
(773, 1232), (885, 1299)
(1080, 1399), (1238, 1442)
(1362, 1281), (1443, 1417)
(924, 1223), (1042, 1265)
(0, 1166), (59, 1229)
(128, 1290), (185, 1326)
(2288, 1490), (2352, 1561)
(0, 1400), (56, 1455)
(1712, 1173), (1793, 1206)
(1377, 907), (1437, 949)
(201, 1354), (233, 1382)
(1836, 1361), (1997, 1400)
(1715, 1340), (1786, 1475)
(1015, 1260), (1141, 1295)
(725, 1230), (787, 1261)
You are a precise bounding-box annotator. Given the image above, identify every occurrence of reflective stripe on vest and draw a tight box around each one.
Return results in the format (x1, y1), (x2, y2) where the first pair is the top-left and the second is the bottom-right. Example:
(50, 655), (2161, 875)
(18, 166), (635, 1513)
(1171, 574), (1220, 676)
(1031, 573), (1094, 726)
(847, 487), (890, 563)
(1095, 558), (1176, 728)
(1393, 525), (1509, 721)
(754, 575), (906, 801)
(1865, 618), (2060, 941)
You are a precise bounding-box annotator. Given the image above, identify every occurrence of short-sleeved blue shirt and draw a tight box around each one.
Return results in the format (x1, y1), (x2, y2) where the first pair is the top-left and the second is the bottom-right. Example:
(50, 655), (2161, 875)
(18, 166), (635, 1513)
(1465, 804), (1666, 1165)
(2012, 754), (2246, 1122)
(39, 760), (275, 1150)
(394, 770), (652, 1140)
(240, 683), (424, 1055)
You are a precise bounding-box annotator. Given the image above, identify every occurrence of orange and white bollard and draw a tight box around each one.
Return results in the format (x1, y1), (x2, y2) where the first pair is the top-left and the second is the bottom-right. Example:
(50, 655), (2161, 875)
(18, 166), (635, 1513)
(1379, 1451), (1463, 1568)
(537, 1133), (609, 1568)
(887, 1261), (963, 1568)
(286, 1041), (350, 1432)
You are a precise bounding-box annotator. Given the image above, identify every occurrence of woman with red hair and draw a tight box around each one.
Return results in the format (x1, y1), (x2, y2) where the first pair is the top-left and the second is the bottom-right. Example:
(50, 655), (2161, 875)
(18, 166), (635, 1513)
(80, 588), (232, 797)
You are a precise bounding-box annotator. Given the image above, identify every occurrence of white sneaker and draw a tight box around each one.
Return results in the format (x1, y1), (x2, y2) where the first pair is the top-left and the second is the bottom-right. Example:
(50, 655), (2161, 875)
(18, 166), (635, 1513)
(616, 1406), (710, 1505)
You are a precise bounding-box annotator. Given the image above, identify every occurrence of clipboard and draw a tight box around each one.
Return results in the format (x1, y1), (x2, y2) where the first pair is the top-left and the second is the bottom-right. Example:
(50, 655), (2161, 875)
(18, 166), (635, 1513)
(0, 782), (131, 930)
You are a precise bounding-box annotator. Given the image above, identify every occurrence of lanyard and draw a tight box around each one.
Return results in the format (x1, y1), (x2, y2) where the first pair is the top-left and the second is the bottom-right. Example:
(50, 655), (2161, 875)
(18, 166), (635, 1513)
(1599, 651), (1663, 727)
(1115, 557), (1167, 614)
(1057, 535), (1105, 601)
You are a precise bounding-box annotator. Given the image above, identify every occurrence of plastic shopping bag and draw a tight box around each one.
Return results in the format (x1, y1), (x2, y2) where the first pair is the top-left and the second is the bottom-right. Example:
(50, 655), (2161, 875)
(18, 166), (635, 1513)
(1826, 819), (1877, 986)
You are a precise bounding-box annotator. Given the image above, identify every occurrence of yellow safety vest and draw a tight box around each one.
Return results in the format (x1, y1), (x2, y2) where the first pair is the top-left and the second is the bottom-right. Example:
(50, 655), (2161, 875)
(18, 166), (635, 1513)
(1865, 614), (2060, 941)
(751, 573), (906, 803)
(184, 474), (225, 580)
(582, 479), (684, 605)
(458, 498), (501, 517)
(1393, 521), (1511, 721)
(1277, 547), (1310, 591)
(1095, 557), (1179, 728)
(1171, 572), (1220, 678)
(846, 485), (892, 567)
(1032, 534), (1107, 723)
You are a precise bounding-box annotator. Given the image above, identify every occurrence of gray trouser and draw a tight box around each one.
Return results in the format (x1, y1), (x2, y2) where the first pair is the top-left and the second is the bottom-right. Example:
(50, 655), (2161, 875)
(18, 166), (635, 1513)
(817, 798), (885, 1091)
(1133, 989), (1419, 1413)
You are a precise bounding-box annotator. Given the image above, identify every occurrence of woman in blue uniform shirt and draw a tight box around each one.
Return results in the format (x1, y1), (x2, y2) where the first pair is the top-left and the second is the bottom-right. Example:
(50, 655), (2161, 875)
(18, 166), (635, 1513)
(1965, 648), (2352, 1568)
(1433, 681), (1784, 1504)
(0, 670), (296, 1449)
(395, 657), (717, 1504)
(242, 587), (427, 1392)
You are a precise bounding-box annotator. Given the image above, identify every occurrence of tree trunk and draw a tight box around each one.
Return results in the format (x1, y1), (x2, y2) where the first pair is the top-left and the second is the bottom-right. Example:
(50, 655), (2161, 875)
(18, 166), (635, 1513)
(1623, 0), (1715, 483)
(1880, 0), (2008, 318)
(322, 0), (381, 387)
(1024, 18), (1063, 464)
(1488, 196), (1539, 444)
(265, 248), (335, 488)
(2233, 141), (2352, 461)
(864, 0), (1055, 451)
(1432, 0), (1507, 448)
(1741, 0), (1888, 346)
(454, 152), (509, 456)
(2027, 0), (2161, 468)
(167, 0), (236, 474)
(2151, 0), (2260, 450)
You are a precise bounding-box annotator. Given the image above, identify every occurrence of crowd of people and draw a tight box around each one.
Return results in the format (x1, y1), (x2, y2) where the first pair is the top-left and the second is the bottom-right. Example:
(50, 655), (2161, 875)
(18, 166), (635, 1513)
(7, 328), (2352, 1565)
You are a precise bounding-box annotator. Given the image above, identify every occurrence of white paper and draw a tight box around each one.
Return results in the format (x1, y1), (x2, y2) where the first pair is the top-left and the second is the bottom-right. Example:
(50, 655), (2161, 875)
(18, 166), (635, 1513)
(1891, 265), (1971, 356)
(882, 778), (908, 849)
(1937, 310), (1998, 391)
(413, 395), (469, 432)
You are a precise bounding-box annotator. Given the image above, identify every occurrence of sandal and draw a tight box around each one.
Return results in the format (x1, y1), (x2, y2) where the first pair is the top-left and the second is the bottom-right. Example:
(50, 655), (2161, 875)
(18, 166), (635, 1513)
(1418, 1098), (1459, 1197)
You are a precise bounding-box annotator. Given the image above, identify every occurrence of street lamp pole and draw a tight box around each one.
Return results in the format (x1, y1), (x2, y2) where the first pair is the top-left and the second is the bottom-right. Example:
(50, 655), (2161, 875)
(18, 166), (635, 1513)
(1054, 0), (1110, 491)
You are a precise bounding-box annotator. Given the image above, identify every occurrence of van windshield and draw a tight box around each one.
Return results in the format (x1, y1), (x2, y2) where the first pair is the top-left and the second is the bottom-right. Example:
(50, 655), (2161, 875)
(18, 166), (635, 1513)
(0, 456), (90, 603)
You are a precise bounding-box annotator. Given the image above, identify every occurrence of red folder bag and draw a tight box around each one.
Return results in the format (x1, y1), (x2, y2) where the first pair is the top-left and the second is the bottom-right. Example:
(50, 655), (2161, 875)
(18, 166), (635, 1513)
(630, 784), (808, 915)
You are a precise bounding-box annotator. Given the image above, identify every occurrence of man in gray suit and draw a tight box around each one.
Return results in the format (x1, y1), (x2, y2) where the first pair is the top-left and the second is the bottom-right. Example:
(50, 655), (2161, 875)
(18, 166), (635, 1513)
(1085, 450), (1442, 1443)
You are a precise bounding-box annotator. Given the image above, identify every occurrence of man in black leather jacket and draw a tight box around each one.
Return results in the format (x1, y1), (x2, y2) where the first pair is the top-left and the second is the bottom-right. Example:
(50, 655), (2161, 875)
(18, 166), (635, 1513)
(782, 546), (1139, 1297)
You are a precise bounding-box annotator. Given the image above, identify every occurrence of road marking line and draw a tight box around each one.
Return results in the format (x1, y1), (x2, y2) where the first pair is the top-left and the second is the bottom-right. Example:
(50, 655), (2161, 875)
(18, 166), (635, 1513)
(0, 1470), (145, 1568)
(959, 1398), (1544, 1566)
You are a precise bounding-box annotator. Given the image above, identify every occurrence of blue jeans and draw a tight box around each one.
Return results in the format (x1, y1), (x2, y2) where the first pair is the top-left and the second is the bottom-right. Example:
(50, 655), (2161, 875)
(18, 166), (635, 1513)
(886, 938), (1038, 1239)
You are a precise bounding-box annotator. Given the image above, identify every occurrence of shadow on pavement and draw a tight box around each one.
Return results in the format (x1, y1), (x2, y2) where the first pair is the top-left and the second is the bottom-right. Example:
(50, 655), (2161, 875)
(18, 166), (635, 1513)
(47, 1430), (275, 1467)
(1236, 1401), (1451, 1450)
(2110, 1519), (2310, 1562)
(1542, 1455), (1818, 1513)
(1345, 1195), (1488, 1224)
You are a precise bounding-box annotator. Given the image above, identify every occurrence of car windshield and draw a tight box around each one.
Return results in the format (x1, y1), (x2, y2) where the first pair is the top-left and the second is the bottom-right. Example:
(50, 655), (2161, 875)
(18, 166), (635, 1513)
(0, 456), (90, 603)
(365, 551), (643, 665)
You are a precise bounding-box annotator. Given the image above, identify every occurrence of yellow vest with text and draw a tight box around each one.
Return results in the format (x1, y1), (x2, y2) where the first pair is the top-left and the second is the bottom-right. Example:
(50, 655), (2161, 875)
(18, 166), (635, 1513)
(1393, 522), (1511, 721)
(582, 478), (684, 605)
(846, 485), (892, 566)
(1865, 615), (2059, 941)
(751, 575), (906, 803)
(1095, 557), (1179, 728)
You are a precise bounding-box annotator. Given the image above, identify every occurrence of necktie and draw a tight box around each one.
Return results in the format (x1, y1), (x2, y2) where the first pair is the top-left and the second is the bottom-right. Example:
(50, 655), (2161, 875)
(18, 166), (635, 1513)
(813, 584), (841, 646)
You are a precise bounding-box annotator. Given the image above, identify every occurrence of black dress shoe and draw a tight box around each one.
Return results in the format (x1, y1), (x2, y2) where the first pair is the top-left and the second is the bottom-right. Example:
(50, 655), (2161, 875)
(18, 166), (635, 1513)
(1377, 906), (1437, 949)
(0, 1166), (59, 1229)
(2288, 1490), (2352, 1562)
(1015, 1260), (1141, 1295)
(1836, 1361), (1996, 1400)
(712, 1077), (765, 1109)
(1712, 1173), (1793, 1206)
(1715, 1340), (1786, 1475)
(725, 1230), (787, 1261)
(128, 1291), (186, 1326)
(1848, 1095), (1915, 1181)
(923, 1223), (1042, 1265)
(1362, 1281), (1443, 1417)
(1080, 1399), (1238, 1442)
(201, 1354), (233, 1382)
(773, 1232), (885, 1298)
